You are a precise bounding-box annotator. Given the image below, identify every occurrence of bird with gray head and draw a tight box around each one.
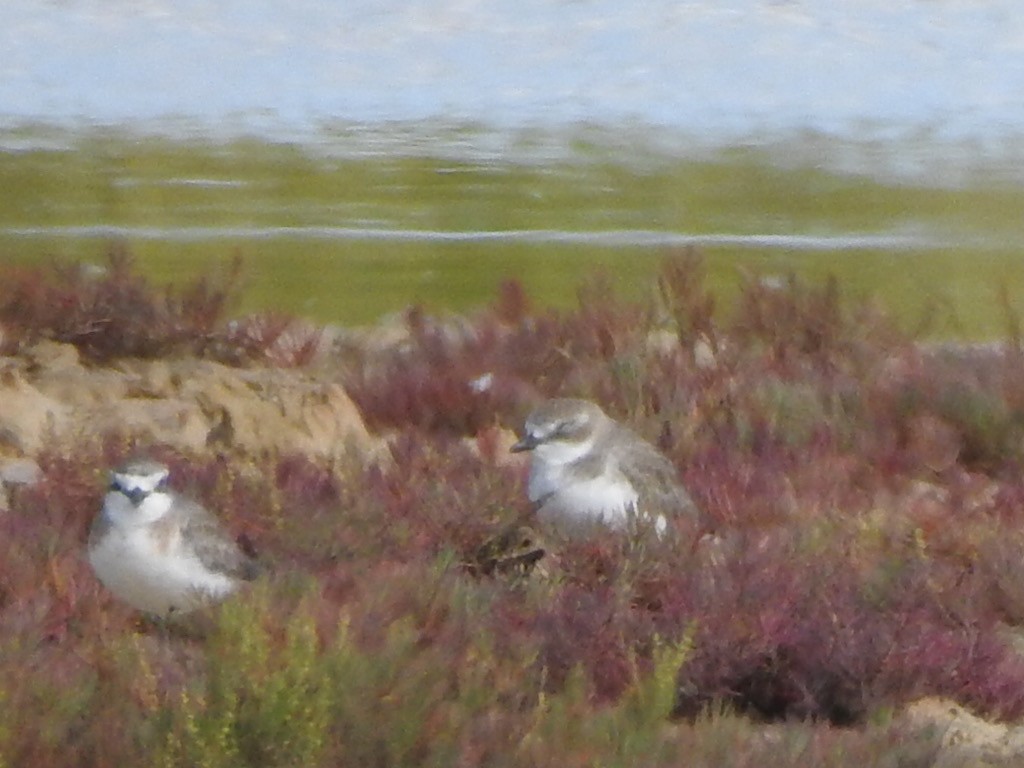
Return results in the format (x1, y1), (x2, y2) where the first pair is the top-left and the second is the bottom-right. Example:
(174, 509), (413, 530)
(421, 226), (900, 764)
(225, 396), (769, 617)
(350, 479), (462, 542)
(511, 398), (701, 537)
(88, 458), (260, 617)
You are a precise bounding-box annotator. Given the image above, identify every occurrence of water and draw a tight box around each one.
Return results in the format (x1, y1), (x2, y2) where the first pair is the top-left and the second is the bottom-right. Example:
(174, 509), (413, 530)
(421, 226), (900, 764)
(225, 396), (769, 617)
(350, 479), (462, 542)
(4, 1), (1024, 143)
(1, 2), (1023, 335)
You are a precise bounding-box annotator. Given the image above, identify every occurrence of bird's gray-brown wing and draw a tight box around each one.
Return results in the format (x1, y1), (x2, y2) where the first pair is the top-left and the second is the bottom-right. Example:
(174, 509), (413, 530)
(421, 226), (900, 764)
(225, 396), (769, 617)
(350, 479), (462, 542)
(174, 497), (262, 582)
(611, 428), (702, 526)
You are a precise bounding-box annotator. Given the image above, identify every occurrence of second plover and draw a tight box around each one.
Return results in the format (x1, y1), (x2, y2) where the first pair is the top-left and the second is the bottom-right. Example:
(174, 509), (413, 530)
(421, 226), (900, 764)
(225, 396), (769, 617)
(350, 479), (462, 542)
(511, 398), (700, 537)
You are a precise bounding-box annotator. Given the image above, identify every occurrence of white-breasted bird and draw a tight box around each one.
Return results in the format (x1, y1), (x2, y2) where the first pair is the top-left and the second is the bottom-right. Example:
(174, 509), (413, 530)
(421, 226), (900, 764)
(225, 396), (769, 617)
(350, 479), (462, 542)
(511, 398), (700, 537)
(88, 459), (260, 616)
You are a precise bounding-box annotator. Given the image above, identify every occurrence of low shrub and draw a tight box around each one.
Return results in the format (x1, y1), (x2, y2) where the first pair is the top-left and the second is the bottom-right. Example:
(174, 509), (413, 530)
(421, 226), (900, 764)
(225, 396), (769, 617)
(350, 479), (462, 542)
(3, 251), (1024, 765)
(0, 249), (322, 366)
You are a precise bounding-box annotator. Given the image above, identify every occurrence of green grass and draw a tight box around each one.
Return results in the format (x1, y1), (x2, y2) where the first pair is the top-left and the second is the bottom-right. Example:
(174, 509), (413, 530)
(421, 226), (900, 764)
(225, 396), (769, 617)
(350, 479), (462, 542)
(2, 127), (1023, 335)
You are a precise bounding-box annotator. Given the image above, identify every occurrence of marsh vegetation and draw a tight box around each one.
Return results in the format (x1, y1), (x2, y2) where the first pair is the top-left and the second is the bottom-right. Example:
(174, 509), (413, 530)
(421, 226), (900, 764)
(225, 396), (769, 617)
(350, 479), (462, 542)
(3, 252), (1024, 765)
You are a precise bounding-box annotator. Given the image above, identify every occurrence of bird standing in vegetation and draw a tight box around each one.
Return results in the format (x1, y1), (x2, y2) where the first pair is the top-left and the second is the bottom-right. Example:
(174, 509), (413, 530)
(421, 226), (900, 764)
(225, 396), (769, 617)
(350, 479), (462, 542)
(88, 459), (260, 616)
(511, 398), (700, 537)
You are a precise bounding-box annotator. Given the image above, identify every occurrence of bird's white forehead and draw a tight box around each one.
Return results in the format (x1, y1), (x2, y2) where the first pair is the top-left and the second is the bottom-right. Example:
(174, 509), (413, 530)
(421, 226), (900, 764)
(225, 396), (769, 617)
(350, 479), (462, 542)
(112, 466), (169, 492)
(526, 411), (591, 441)
(525, 419), (558, 439)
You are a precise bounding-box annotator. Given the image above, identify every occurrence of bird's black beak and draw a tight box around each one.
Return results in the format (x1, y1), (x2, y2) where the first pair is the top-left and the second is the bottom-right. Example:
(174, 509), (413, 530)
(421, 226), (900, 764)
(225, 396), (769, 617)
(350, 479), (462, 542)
(510, 434), (537, 453)
(115, 487), (150, 512)
(123, 487), (148, 505)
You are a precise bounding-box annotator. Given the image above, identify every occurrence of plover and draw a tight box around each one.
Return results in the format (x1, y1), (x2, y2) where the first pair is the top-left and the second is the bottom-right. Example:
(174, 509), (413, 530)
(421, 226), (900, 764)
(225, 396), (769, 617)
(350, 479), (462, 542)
(88, 459), (260, 616)
(511, 398), (700, 537)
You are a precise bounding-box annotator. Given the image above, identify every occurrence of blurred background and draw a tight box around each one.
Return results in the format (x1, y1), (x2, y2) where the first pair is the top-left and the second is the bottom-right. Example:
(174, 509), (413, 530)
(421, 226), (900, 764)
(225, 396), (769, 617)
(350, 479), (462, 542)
(2, 0), (1023, 335)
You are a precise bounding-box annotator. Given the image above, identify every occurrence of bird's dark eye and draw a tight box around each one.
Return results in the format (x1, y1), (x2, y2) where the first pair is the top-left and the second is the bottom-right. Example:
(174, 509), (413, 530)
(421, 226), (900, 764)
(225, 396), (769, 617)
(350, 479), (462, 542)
(556, 417), (583, 438)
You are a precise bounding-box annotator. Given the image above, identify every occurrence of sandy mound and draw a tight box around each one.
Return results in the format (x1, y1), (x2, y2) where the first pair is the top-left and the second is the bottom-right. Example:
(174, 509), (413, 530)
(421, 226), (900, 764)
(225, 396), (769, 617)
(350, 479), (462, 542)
(0, 341), (387, 463)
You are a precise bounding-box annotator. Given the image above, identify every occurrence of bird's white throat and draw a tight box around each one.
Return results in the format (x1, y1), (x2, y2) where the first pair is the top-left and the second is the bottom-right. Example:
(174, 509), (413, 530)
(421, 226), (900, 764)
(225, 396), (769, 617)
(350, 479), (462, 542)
(104, 489), (174, 526)
(527, 436), (600, 502)
(531, 434), (596, 467)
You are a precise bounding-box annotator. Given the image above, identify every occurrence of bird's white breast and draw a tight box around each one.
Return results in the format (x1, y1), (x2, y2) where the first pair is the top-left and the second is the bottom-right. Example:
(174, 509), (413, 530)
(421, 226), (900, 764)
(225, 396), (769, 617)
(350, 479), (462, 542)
(90, 499), (239, 616)
(529, 456), (668, 536)
(540, 473), (638, 523)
